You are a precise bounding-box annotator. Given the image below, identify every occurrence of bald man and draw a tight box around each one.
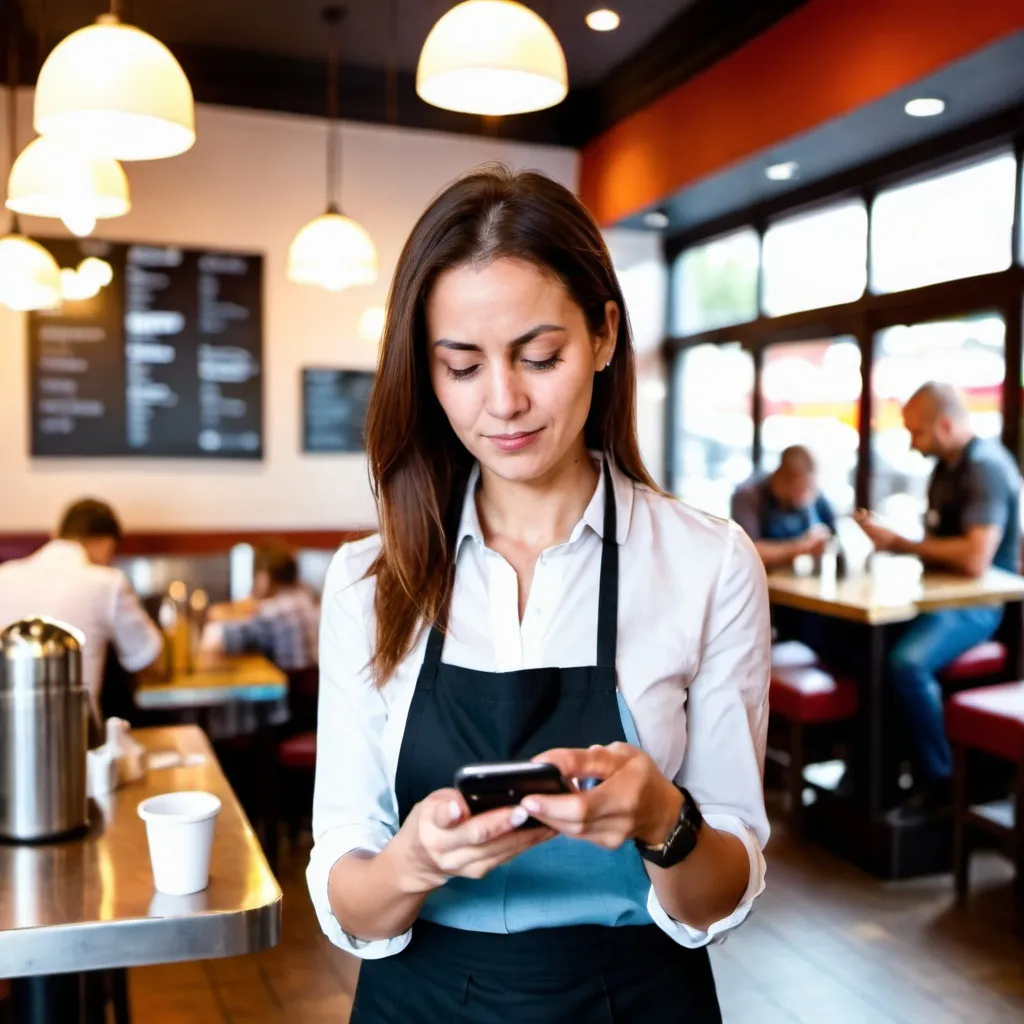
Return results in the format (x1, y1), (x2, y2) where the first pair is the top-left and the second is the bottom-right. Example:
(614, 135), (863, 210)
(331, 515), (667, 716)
(856, 382), (1021, 814)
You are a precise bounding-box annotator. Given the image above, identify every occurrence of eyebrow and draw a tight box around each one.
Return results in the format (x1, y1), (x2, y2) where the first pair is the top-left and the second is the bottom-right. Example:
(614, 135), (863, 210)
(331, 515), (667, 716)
(432, 323), (567, 352)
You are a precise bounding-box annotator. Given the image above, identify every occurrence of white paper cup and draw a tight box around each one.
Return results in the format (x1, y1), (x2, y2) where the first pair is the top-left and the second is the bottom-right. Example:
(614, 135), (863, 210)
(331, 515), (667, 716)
(138, 791), (221, 896)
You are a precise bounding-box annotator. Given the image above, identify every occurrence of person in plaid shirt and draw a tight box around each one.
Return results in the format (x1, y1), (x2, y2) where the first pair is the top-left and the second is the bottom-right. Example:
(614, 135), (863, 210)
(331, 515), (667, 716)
(205, 542), (319, 672)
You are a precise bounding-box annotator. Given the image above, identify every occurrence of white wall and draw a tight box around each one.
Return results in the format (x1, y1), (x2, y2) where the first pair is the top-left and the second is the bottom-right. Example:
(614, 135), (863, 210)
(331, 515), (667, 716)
(1, 93), (578, 531)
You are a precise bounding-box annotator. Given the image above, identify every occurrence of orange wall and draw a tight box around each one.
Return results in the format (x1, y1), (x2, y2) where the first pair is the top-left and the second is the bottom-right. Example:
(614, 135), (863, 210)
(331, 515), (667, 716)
(580, 0), (1024, 226)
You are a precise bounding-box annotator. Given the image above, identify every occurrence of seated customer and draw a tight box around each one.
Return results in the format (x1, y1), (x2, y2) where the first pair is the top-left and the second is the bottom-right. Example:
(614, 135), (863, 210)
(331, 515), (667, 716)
(204, 542), (319, 672)
(731, 445), (835, 571)
(856, 382), (1022, 814)
(0, 498), (162, 714)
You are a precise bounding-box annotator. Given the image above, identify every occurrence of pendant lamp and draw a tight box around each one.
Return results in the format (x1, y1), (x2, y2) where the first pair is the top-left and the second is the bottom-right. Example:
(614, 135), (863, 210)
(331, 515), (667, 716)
(1, 30), (61, 311)
(34, 4), (195, 161)
(287, 7), (377, 292)
(7, 136), (131, 235)
(416, 1), (567, 116)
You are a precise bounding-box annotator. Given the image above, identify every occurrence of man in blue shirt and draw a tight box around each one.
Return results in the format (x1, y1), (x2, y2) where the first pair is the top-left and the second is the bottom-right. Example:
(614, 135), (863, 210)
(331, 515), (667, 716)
(731, 446), (837, 657)
(731, 445), (836, 571)
(856, 382), (1022, 814)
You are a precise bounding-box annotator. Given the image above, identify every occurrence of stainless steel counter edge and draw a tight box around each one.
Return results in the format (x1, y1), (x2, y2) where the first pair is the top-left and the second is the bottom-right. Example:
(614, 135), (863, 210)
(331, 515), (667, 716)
(0, 893), (282, 977)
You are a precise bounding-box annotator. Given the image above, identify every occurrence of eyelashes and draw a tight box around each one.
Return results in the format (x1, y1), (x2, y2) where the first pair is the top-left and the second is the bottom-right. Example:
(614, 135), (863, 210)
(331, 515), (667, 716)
(445, 352), (564, 382)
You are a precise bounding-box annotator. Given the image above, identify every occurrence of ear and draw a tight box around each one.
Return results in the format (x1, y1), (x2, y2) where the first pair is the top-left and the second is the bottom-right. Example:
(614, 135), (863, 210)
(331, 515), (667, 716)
(594, 300), (620, 370)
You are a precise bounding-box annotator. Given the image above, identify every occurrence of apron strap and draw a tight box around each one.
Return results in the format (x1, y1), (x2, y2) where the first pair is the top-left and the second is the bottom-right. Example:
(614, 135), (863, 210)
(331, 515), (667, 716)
(423, 457), (621, 669)
(596, 458), (618, 669)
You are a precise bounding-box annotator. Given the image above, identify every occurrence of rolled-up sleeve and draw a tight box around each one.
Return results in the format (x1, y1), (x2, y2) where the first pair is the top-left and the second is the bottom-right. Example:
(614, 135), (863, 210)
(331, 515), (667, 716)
(650, 522), (771, 947)
(110, 573), (163, 673)
(306, 545), (411, 959)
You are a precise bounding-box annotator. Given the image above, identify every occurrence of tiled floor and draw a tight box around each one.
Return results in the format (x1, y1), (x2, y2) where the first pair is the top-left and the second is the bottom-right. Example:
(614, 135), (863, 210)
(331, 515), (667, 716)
(127, 800), (1024, 1023)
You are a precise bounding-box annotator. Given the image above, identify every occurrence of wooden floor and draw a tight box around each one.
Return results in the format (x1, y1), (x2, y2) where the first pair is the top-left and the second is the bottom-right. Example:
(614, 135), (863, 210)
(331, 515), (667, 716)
(129, 798), (1024, 1023)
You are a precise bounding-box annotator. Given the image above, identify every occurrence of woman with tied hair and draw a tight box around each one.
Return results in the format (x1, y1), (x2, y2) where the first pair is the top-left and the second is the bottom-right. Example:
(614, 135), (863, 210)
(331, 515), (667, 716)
(308, 165), (770, 1022)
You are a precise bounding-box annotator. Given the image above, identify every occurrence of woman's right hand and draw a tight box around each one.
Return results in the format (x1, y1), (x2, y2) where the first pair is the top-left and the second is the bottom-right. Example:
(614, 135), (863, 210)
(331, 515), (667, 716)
(392, 788), (554, 894)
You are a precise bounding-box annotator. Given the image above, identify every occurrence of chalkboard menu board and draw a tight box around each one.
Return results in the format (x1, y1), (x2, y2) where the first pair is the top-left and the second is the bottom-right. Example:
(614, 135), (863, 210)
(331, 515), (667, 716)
(302, 368), (374, 453)
(29, 238), (263, 459)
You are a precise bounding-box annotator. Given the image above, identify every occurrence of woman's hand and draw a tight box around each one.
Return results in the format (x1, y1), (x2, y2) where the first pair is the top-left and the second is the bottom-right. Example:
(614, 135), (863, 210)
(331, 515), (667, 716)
(521, 743), (682, 850)
(391, 788), (555, 894)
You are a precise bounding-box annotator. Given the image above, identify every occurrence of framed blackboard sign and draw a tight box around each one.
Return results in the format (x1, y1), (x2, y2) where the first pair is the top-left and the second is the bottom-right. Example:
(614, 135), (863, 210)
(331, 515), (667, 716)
(302, 368), (375, 453)
(28, 238), (263, 459)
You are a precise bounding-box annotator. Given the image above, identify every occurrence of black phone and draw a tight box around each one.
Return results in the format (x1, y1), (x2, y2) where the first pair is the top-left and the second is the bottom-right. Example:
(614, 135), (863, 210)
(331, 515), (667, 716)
(453, 761), (573, 826)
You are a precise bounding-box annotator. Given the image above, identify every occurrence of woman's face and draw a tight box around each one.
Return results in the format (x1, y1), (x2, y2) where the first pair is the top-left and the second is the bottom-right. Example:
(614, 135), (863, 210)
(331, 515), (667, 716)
(426, 257), (617, 484)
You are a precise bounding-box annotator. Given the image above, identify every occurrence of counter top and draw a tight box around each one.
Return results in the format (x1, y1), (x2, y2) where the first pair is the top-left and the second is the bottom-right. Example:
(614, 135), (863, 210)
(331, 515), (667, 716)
(0, 725), (281, 977)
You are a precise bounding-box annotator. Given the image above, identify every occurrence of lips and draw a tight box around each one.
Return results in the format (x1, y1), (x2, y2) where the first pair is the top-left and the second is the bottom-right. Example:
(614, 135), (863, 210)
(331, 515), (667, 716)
(487, 429), (542, 453)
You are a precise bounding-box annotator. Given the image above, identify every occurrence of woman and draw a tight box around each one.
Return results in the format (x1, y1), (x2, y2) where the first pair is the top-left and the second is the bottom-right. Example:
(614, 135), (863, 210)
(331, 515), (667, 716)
(308, 166), (770, 1022)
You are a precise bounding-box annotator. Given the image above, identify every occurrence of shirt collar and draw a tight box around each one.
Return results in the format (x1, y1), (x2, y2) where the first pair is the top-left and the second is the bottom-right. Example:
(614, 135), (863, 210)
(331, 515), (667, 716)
(455, 451), (635, 551)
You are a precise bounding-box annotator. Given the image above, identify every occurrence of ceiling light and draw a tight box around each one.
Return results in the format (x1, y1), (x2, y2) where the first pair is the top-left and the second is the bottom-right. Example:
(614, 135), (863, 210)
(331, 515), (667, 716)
(77, 256), (114, 289)
(904, 97), (945, 118)
(288, 8), (377, 293)
(0, 234), (62, 311)
(8, 137), (130, 220)
(586, 9), (620, 31)
(765, 161), (799, 182)
(289, 209), (377, 291)
(34, 11), (195, 161)
(60, 266), (102, 301)
(643, 210), (669, 230)
(417, 0), (568, 116)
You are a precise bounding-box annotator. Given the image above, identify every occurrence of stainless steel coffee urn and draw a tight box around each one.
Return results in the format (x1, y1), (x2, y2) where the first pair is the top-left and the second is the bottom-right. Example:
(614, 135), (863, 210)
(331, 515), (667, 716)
(0, 617), (89, 840)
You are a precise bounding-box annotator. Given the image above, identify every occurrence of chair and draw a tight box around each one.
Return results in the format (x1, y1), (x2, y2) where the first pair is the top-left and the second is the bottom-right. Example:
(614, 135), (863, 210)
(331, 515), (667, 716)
(940, 640), (1008, 686)
(947, 682), (1024, 920)
(768, 641), (859, 834)
(269, 666), (320, 865)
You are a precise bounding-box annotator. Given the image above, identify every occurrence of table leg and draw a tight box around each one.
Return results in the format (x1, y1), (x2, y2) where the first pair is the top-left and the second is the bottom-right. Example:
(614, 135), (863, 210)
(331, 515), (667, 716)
(10, 974), (83, 1024)
(863, 624), (886, 818)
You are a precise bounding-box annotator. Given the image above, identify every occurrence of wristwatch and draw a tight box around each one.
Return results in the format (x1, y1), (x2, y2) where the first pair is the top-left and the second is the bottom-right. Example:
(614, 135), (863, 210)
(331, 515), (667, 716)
(634, 784), (703, 868)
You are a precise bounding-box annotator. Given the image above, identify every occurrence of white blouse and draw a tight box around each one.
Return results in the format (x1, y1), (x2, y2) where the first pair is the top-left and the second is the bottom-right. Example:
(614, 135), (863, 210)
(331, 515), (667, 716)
(308, 459), (771, 959)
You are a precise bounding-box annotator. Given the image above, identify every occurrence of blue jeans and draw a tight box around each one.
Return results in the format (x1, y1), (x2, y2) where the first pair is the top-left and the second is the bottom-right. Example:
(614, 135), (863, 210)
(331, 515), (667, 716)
(888, 606), (1004, 781)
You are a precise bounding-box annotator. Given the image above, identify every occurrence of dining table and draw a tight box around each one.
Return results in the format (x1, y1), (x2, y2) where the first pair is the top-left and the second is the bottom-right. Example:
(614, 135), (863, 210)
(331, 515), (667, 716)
(767, 554), (1024, 878)
(0, 725), (281, 1024)
(135, 652), (289, 857)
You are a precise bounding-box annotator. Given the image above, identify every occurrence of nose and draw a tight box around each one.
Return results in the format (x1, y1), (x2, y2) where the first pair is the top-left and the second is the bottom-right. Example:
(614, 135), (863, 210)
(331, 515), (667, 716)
(485, 362), (529, 423)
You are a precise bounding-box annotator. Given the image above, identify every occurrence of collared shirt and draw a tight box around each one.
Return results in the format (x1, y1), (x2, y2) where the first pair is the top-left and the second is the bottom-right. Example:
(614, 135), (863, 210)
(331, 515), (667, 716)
(308, 459), (771, 959)
(219, 588), (320, 672)
(731, 475), (836, 542)
(0, 540), (163, 704)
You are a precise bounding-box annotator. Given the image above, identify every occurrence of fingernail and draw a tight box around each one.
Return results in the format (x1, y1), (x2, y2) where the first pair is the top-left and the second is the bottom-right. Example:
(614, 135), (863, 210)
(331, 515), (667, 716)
(509, 806), (528, 827)
(449, 800), (462, 823)
(521, 798), (540, 813)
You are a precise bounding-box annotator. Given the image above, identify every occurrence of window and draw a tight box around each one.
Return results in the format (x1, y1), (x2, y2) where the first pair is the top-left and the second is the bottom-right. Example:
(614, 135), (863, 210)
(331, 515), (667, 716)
(761, 201), (867, 316)
(760, 338), (862, 514)
(870, 315), (1005, 537)
(670, 228), (759, 336)
(871, 151), (1017, 294)
(672, 342), (754, 517)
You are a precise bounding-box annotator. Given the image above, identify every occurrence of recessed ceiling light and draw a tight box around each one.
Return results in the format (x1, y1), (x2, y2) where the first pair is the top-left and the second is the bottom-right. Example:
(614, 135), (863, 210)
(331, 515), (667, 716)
(904, 97), (945, 117)
(643, 210), (669, 230)
(765, 161), (799, 182)
(586, 9), (620, 32)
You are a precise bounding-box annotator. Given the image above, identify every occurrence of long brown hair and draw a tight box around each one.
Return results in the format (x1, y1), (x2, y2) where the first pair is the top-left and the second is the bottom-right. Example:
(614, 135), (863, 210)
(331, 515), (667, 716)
(364, 164), (656, 686)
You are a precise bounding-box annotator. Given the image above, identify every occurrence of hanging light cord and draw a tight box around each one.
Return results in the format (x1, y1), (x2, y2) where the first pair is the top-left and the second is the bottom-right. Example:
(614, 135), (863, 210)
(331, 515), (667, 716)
(324, 6), (344, 214)
(5, 1), (20, 233)
(386, 0), (398, 125)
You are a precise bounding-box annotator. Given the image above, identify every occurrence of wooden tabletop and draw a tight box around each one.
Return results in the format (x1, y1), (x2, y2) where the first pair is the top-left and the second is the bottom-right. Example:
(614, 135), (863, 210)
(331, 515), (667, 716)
(136, 653), (288, 710)
(767, 555), (1024, 625)
(0, 726), (281, 977)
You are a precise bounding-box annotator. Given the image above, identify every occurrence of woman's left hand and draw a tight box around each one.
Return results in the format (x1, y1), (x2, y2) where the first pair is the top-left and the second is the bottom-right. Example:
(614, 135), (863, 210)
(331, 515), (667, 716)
(522, 743), (683, 850)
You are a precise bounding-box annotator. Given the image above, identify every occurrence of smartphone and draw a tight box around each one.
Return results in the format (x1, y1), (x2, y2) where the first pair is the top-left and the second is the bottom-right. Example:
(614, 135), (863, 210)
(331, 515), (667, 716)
(453, 761), (572, 826)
